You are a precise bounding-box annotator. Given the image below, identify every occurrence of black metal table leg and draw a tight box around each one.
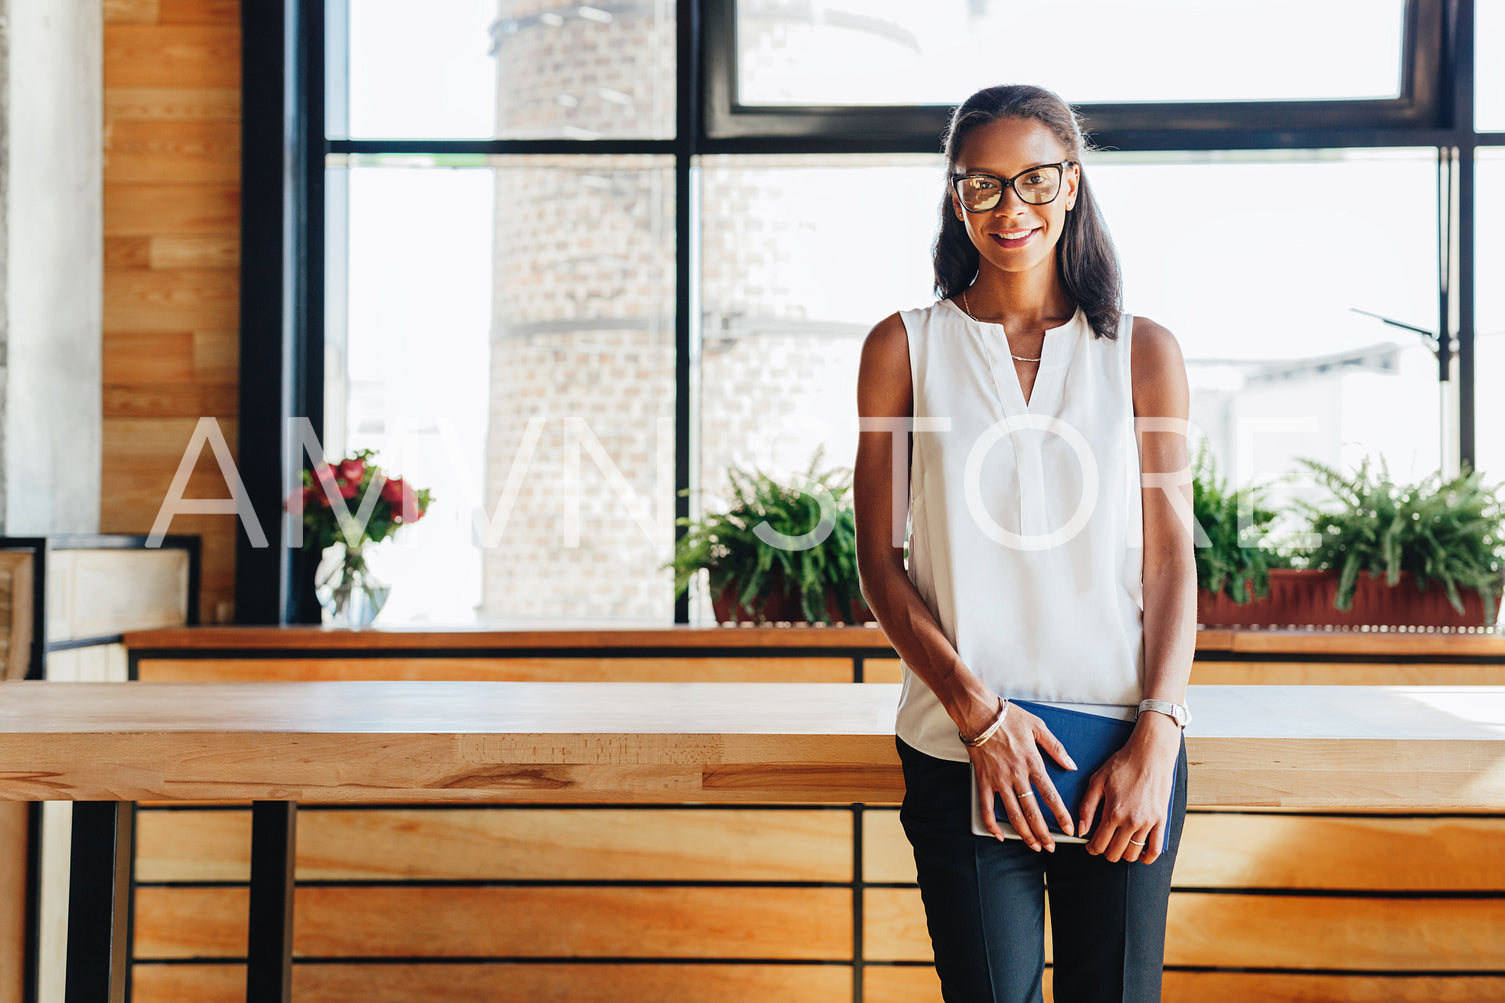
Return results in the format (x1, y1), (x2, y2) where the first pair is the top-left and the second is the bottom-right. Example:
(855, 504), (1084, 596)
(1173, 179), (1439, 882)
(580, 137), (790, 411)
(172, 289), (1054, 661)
(246, 801), (296, 1003)
(65, 801), (133, 1003)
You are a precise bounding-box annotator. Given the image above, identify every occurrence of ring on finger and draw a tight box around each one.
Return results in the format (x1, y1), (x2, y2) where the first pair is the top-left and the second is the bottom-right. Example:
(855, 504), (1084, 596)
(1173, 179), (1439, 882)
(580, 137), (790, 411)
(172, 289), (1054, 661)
(1128, 836), (1146, 846)
(1017, 790), (1036, 800)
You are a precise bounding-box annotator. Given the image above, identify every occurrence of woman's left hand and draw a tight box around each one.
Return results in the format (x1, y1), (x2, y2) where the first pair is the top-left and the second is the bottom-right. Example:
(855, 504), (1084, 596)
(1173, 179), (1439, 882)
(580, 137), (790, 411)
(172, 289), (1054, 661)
(1076, 711), (1181, 865)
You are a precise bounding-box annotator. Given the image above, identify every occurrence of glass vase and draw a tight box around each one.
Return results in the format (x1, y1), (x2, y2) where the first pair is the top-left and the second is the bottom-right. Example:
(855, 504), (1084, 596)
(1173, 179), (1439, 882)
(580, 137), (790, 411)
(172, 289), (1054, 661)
(317, 541), (390, 627)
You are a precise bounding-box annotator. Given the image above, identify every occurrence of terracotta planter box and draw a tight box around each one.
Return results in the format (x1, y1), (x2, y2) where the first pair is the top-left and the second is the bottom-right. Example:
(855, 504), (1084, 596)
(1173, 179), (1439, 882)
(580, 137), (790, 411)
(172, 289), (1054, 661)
(711, 571), (874, 625)
(1198, 568), (1500, 631)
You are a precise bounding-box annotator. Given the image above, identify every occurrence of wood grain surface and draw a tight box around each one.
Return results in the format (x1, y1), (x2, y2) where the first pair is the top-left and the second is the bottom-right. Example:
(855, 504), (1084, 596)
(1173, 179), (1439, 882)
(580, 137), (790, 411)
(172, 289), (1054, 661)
(133, 885), (854, 960)
(129, 963), (854, 1003)
(3, 682), (1505, 807)
(135, 806), (855, 882)
(122, 623), (1505, 657)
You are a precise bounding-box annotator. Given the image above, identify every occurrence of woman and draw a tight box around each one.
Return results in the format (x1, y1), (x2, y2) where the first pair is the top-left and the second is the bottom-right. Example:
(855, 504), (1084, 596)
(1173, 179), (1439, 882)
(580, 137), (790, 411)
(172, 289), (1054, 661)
(854, 84), (1196, 1003)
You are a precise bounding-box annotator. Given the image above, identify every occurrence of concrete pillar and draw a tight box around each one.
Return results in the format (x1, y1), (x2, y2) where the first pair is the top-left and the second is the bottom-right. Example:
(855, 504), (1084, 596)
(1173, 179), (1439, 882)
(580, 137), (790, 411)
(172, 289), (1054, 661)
(0, 0), (103, 534)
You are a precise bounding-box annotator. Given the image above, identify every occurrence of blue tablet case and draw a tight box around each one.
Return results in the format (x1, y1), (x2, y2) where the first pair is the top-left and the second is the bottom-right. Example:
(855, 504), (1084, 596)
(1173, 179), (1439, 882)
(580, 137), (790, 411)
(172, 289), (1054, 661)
(972, 699), (1176, 854)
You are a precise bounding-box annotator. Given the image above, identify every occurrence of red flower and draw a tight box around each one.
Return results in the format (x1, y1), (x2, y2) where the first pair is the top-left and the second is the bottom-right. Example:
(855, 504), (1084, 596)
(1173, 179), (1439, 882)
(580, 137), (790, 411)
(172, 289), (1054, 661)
(338, 480), (358, 499)
(338, 458), (366, 483)
(312, 463), (337, 488)
(380, 476), (405, 503)
(393, 482), (423, 523)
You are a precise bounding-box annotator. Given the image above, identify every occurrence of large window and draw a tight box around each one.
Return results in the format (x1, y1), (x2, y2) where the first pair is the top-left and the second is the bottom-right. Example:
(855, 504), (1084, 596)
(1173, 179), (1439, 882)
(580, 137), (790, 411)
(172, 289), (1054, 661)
(260, 0), (1495, 625)
(734, 0), (1408, 107)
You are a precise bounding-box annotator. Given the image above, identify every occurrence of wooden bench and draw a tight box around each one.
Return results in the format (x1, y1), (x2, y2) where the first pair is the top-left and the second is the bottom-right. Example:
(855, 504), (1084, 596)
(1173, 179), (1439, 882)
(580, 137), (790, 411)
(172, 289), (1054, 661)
(3, 678), (1504, 1003)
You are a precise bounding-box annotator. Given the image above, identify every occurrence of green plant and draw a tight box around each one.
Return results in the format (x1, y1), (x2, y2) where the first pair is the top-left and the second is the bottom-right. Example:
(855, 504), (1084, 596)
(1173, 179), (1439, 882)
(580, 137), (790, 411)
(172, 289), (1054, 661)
(1191, 440), (1290, 603)
(662, 448), (864, 623)
(1291, 457), (1505, 622)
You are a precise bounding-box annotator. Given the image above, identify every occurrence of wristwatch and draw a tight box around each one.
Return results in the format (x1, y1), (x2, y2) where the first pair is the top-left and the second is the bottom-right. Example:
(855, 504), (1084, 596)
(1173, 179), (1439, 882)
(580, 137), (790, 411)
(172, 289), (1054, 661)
(1137, 698), (1191, 729)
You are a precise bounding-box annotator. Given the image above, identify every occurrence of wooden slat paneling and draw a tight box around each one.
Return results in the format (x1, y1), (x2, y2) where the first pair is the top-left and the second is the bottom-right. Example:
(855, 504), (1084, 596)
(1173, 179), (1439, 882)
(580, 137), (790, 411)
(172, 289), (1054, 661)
(131, 963), (852, 1003)
(865, 809), (1505, 891)
(157, 0), (238, 23)
(131, 965), (241, 1003)
(103, 332), (195, 383)
(136, 807), (853, 883)
(1194, 660), (1505, 686)
(104, 26), (239, 88)
(1162, 971), (1505, 1002)
(104, 184), (239, 236)
(868, 886), (1505, 970)
(133, 886), (854, 960)
(104, 0), (159, 24)
(126, 961), (1505, 1003)
(864, 657), (903, 683)
(862, 965), (946, 1003)
(103, 382), (238, 418)
(104, 6), (240, 626)
(104, 236), (152, 269)
(1166, 893), (1505, 970)
(105, 120), (240, 183)
(135, 655), (854, 683)
(102, 267), (238, 331)
(150, 235), (239, 270)
(124, 623), (897, 651)
(0, 803), (26, 1003)
(105, 87), (239, 121)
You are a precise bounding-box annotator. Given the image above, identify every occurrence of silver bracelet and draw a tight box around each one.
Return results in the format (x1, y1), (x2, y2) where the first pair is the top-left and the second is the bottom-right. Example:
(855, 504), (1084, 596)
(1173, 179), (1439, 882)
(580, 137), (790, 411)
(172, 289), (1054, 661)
(959, 696), (1009, 747)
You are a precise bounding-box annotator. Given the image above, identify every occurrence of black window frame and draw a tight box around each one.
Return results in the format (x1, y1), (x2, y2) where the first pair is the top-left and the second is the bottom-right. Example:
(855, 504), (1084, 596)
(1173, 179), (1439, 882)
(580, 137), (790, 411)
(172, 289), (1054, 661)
(705, 0), (1449, 142)
(239, 0), (1491, 627)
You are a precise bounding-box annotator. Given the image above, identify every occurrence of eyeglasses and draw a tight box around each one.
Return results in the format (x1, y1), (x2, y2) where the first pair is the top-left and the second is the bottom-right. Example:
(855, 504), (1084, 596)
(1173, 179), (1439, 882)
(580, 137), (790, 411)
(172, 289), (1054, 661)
(951, 162), (1074, 212)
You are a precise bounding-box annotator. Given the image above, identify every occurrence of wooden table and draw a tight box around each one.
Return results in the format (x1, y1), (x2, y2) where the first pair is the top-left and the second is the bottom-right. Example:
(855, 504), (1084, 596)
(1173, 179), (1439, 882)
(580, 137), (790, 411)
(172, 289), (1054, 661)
(4, 680), (1504, 1002)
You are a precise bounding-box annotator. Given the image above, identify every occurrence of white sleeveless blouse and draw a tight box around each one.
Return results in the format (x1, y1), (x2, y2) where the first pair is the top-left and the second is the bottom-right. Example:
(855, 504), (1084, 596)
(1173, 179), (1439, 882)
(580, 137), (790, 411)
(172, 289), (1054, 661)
(895, 299), (1146, 763)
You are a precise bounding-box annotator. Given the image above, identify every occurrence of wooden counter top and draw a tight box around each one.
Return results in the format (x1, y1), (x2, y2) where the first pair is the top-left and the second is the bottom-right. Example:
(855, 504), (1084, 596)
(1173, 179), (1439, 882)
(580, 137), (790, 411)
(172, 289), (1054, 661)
(2, 681), (1502, 809)
(121, 623), (1505, 658)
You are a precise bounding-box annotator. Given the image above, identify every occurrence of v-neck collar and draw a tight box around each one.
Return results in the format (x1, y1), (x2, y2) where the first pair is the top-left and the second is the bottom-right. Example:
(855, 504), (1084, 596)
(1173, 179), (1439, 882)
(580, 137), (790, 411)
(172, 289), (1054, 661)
(945, 298), (1084, 415)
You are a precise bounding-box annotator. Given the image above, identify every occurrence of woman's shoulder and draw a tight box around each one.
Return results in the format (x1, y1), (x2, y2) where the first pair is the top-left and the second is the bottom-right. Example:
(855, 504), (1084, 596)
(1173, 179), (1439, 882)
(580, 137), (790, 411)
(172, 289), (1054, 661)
(864, 299), (948, 347)
(1127, 315), (1188, 404)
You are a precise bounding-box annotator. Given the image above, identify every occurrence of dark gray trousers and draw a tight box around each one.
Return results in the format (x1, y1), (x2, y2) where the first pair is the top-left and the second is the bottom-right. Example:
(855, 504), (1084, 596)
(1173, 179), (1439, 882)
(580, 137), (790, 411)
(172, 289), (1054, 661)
(896, 733), (1188, 1003)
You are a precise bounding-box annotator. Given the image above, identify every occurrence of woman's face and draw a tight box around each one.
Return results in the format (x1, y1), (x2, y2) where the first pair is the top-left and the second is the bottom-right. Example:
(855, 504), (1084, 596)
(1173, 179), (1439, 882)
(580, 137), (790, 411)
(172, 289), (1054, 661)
(951, 116), (1080, 280)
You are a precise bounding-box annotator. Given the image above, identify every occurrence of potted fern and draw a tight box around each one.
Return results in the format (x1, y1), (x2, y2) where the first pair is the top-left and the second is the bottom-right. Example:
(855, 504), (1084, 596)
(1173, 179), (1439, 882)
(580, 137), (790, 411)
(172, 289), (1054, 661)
(663, 450), (871, 625)
(1277, 458), (1505, 629)
(1192, 440), (1291, 622)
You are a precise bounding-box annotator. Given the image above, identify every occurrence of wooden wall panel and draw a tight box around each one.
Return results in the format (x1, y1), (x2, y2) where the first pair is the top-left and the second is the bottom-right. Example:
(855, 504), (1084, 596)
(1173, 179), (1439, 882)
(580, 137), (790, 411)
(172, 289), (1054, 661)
(131, 962), (852, 1003)
(1167, 894), (1505, 970)
(863, 965), (947, 1003)
(103, 1), (241, 625)
(132, 961), (1505, 1003)
(133, 886), (854, 961)
(868, 885), (1505, 971)
(865, 808), (1505, 891)
(873, 656), (1505, 687)
(0, 803), (26, 1003)
(131, 964), (242, 1003)
(1161, 972), (1505, 1002)
(135, 655), (855, 683)
(136, 807), (853, 883)
(1193, 660), (1505, 686)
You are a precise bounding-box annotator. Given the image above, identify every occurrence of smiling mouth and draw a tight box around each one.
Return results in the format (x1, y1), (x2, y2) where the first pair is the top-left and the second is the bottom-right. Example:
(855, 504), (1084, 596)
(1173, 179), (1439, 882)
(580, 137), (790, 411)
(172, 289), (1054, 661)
(990, 228), (1040, 247)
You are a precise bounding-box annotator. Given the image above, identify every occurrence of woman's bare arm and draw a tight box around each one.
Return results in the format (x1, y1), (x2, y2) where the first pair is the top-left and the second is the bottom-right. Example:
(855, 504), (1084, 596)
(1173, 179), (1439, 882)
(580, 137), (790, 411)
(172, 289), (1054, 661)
(853, 313), (995, 736)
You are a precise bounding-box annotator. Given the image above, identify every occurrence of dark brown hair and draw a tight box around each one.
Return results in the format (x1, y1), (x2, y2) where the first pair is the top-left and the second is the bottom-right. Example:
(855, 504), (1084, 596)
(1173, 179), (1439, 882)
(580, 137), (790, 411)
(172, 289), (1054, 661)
(933, 84), (1122, 340)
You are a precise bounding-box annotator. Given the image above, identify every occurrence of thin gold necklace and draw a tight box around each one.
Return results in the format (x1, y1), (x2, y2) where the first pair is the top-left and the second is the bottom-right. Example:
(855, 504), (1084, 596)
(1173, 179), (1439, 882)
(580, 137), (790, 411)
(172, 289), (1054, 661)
(959, 290), (1042, 363)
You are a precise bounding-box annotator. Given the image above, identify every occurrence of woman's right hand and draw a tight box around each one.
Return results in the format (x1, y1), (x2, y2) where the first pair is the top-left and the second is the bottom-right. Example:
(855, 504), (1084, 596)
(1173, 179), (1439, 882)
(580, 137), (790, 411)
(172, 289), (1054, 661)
(966, 701), (1078, 851)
